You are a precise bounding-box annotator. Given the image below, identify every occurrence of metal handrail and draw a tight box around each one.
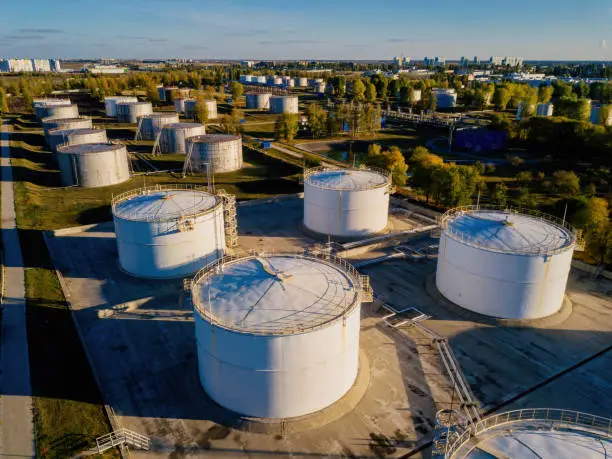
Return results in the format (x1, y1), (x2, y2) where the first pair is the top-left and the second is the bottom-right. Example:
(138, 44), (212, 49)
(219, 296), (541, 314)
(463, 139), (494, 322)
(445, 408), (612, 457)
(190, 249), (369, 335)
(439, 205), (577, 256)
(111, 184), (222, 222)
(303, 166), (392, 191)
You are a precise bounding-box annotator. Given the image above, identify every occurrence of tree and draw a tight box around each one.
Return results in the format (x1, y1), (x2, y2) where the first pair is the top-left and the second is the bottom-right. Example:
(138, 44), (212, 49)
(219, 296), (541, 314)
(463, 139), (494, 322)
(554, 97), (591, 121)
(423, 90), (437, 112)
(230, 81), (244, 106)
(337, 76), (346, 98)
(492, 183), (508, 207)
(219, 108), (244, 135)
(351, 79), (366, 102)
(146, 82), (160, 104)
(572, 197), (611, 265)
(0, 88), (8, 113)
(510, 156), (525, 168)
(194, 94), (209, 123)
(365, 83), (377, 103)
(553, 170), (580, 197)
(307, 103), (326, 139)
(399, 86), (415, 105)
(493, 87), (511, 110)
(538, 85), (554, 103)
(516, 171), (533, 185)
(275, 113), (299, 143)
(365, 144), (408, 186)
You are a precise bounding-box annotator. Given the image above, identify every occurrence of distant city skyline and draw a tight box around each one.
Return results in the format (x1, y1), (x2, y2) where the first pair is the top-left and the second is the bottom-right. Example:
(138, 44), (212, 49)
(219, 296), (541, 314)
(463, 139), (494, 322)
(1, 0), (611, 61)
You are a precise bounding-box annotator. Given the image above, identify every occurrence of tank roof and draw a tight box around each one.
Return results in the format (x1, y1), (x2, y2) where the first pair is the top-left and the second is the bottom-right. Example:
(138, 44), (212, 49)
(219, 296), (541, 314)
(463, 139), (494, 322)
(193, 254), (360, 335)
(42, 116), (90, 123)
(305, 168), (390, 191)
(47, 128), (101, 136)
(443, 208), (575, 254)
(116, 101), (149, 106)
(164, 122), (205, 130)
(188, 134), (241, 144)
(139, 112), (178, 118)
(113, 188), (219, 222)
(57, 143), (124, 155)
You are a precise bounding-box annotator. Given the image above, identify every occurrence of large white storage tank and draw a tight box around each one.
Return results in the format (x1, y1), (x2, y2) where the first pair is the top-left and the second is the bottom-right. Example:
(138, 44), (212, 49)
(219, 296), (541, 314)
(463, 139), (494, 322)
(245, 92), (271, 109)
(159, 122), (206, 154)
(36, 103), (79, 120)
(269, 96), (299, 114)
(436, 207), (576, 320)
(184, 99), (217, 120)
(303, 167), (392, 238)
(185, 135), (243, 173)
(137, 112), (180, 140)
(33, 99), (71, 119)
(296, 77), (308, 87)
(112, 185), (226, 278)
(104, 96), (138, 117)
(56, 142), (131, 188)
(116, 101), (153, 123)
(256, 76), (267, 85)
(47, 127), (108, 153)
(192, 252), (370, 419)
(537, 103), (554, 117)
(42, 116), (92, 142)
(433, 89), (458, 108)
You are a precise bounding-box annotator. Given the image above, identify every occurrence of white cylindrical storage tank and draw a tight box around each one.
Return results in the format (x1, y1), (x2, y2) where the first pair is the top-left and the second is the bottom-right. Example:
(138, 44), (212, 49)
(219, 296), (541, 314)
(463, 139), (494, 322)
(174, 98), (187, 113)
(204, 99), (217, 119)
(116, 101), (153, 123)
(36, 104), (79, 121)
(315, 82), (326, 94)
(186, 99), (217, 120)
(303, 167), (391, 238)
(273, 77), (283, 86)
(269, 96), (299, 114)
(137, 112), (180, 140)
(286, 78), (295, 88)
(33, 99), (71, 119)
(104, 96), (138, 117)
(159, 122), (206, 154)
(245, 92), (271, 109)
(55, 142), (131, 188)
(42, 116), (92, 142)
(256, 76), (267, 85)
(185, 135), (243, 173)
(436, 207), (576, 320)
(47, 127), (108, 153)
(192, 252), (366, 419)
(112, 186), (225, 278)
(296, 77), (308, 87)
(183, 99), (197, 118)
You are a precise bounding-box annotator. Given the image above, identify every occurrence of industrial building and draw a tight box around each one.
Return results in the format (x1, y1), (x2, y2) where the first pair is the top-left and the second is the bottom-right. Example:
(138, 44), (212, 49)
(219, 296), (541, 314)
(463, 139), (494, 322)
(56, 142), (130, 188)
(192, 252), (369, 418)
(112, 185), (228, 278)
(245, 92), (271, 109)
(104, 96), (139, 117)
(269, 95), (299, 114)
(185, 134), (243, 173)
(0, 58), (61, 73)
(436, 206), (576, 320)
(158, 123), (206, 154)
(136, 112), (180, 140)
(116, 101), (153, 123)
(303, 167), (392, 238)
(47, 127), (108, 153)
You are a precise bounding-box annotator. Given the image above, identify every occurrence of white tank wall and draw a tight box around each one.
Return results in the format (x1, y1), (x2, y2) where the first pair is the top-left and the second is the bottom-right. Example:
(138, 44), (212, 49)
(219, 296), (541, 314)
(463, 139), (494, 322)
(187, 137), (243, 173)
(195, 300), (361, 418)
(436, 233), (574, 319)
(256, 76), (267, 84)
(36, 104), (79, 120)
(270, 96), (299, 114)
(114, 202), (225, 278)
(42, 117), (92, 143)
(184, 99), (217, 119)
(159, 124), (206, 154)
(104, 97), (138, 117)
(47, 128), (108, 153)
(139, 113), (180, 140)
(205, 100), (217, 119)
(245, 93), (271, 109)
(116, 102), (153, 123)
(56, 145), (131, 188)
(304, 183), (390, 237)
(174, 98), (186, 113)
(296, 77), (308, 87)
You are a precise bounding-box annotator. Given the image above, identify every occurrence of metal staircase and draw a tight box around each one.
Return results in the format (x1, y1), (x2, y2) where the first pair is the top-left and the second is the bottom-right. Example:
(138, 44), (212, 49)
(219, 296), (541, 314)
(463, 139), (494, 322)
(217, 189), (238, 247)
(96, 428), (150, 453)
(152, 129), (162, 156)
(134, 117), (144, 141)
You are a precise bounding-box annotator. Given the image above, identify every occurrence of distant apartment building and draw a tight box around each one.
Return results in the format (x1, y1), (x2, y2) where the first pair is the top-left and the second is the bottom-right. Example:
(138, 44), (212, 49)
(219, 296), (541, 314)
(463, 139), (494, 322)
(393, 56), (410, 67)
(489, 56), (524, 67)
(0, 58), (61, 73)
(241, 60), (255, 68)
(424, 56), (446, 67)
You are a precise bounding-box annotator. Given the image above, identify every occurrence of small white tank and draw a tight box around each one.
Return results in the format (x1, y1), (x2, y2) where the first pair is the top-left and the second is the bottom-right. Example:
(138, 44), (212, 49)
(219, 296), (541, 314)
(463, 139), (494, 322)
(112, 185), (226, 278)
(56, 142), (131, 188)
(185, 134), (243, 173)
(159, 123), (206, 154)
(245, 93), (271, 109)
(269, 96), (299, 114)
(296, 77), (308, 87)
(42, 116), (93, 143)
(33, 99), (71, 119)
(137, 112), (180, 140)
(104, 96), (139, 117)
(116, 101), (153, 123)
(36, 104), (79, 120)
(174, 98), (187, 113)
(47, 127), (108, 153)
(256, 76), (267, 84)
(184, 99), (217, 119)
(273, 77), (283, 86)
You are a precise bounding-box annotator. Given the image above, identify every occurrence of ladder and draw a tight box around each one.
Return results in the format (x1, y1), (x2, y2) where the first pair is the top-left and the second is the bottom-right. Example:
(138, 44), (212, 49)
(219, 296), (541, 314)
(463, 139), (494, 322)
(96, 428), (150, 453)
(134, 117), (145, 141)
(152, 129), (162, 156)
(217, 189), (238, 247)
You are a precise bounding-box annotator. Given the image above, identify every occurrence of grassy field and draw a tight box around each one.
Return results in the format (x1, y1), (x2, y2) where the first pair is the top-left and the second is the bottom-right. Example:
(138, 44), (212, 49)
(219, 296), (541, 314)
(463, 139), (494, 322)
(6, 113), (302, 457)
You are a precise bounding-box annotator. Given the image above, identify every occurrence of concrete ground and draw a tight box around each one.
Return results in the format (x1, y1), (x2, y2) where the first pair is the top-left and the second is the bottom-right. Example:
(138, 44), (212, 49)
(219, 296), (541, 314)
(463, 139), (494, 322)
(44, 196), (612, 458)
(0, 121), (35, 457)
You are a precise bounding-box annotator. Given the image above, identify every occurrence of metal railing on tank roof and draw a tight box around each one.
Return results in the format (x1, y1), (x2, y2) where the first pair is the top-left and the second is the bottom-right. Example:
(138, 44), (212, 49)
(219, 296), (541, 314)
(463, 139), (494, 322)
(303, 166), (392, 191)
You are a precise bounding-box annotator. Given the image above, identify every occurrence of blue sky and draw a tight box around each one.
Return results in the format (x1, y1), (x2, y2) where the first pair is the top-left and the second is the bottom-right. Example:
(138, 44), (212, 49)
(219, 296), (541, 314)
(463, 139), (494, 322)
(1, 0), (610, 60)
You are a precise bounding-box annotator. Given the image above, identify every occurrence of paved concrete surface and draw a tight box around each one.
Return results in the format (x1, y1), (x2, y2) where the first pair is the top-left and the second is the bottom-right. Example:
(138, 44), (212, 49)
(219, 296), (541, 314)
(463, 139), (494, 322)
(44, 197), (612, 457)
(0, 121), (35, 457)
